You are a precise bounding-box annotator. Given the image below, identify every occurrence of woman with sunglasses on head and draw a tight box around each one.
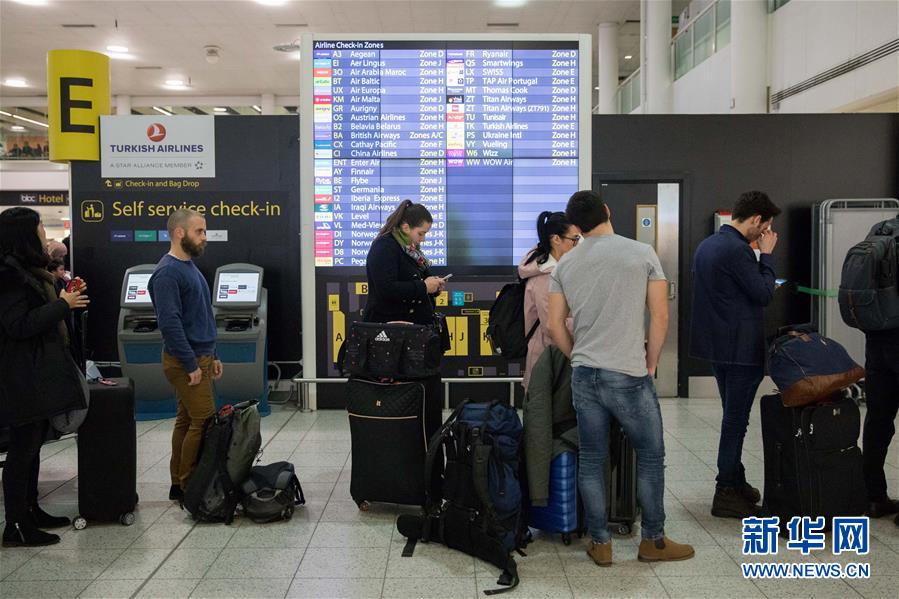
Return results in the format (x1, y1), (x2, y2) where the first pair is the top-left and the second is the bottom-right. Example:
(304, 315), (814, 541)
(518, 210), (581, 392)
(0, 207), (90, 547)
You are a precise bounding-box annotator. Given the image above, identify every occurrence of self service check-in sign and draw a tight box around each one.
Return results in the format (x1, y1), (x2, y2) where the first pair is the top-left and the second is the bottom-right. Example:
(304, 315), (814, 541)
(101, 115), (215, 178)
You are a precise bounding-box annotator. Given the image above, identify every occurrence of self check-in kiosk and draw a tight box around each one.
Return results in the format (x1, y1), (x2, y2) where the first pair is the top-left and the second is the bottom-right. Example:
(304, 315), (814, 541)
(117, 264), (177, 420)
(212, 263), (270, 415)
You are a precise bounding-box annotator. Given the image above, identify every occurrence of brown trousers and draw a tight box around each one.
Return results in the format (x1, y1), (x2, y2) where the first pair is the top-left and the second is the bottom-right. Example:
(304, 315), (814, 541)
(162, 353), (215, 488)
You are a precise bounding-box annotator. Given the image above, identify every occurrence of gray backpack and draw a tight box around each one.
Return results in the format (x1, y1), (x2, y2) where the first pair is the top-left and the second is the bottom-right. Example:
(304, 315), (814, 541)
(183, 400), (262, 524)
(241, 461), (306, 523)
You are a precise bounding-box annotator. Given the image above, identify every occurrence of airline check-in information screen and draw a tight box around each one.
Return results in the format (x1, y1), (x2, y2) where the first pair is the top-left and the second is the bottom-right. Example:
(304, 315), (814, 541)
(311, 40), (580, 267)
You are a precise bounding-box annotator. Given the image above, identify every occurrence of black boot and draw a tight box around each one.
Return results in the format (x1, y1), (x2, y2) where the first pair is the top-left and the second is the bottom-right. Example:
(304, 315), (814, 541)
(169, 484), (183, 501)
(866, 497), (899, 519)
(30, 505), (71, 528)
(2, 522), (61, 548)
(711, 487), (761, 519)
(740, 482), (761, 504)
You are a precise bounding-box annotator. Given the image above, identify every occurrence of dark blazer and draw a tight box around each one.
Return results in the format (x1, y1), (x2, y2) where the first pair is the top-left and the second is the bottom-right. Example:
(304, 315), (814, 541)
(689, 225), (776, 366)
(363, 235), (436, 326)
(0, 257), (86, 425)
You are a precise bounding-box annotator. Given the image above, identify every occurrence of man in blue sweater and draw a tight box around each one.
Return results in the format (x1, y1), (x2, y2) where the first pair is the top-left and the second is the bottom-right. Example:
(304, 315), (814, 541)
(690, 191), (780, 519)
(148, 208), (222, 501)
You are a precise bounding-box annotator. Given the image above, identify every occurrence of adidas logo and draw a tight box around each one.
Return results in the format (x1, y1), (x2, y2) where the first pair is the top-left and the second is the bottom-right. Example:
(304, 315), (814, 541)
(374, 330), (390, 342)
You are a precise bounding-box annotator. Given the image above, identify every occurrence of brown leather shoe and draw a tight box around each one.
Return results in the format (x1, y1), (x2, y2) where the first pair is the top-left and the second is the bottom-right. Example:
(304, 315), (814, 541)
(638, 536), (695, 562)
(586, 541), (612, 567)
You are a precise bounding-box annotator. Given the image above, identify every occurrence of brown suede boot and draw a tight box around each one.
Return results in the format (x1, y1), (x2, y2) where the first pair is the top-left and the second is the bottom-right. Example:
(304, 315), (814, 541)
(586, 541), (612, 567)
(637, 536), (695, 562)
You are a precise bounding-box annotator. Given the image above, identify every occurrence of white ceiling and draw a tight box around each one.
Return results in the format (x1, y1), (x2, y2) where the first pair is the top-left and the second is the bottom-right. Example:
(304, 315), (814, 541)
(0, 0), (685, 100)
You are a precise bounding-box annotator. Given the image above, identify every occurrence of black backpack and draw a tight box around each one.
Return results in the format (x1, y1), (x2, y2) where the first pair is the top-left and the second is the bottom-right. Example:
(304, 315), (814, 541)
(487, 279), (539, 359)
(240, 461), (306, 523)
(838, 216), (899, 331)
(396, 401), (530, 596)
(183, 401), (262, 524)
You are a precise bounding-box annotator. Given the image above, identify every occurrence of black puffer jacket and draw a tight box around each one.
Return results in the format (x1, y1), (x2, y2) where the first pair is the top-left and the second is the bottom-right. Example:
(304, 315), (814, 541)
(0, 256), (85, 426)
(363, 235), (437, 326)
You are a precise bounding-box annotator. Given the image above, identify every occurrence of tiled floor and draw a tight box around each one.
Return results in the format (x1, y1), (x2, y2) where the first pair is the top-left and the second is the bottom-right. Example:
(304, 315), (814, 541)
(1, 397), (897, 599)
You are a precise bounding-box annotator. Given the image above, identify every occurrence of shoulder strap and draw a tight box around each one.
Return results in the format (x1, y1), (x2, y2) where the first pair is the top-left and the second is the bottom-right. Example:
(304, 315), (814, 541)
(424, 399), (469, 510)
(214, 416), (241, 525)
(471, 431), (497, 521)
(290, 474), (306, 505)
(523, 319), (540, 343)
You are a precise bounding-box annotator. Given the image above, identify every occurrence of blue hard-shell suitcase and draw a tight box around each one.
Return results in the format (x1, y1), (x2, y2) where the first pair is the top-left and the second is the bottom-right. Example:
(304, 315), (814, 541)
(528, 451), (583, 544)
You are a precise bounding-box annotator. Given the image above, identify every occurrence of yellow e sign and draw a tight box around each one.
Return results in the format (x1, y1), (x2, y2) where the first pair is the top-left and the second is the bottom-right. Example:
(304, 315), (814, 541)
(47, 50), (110, 162)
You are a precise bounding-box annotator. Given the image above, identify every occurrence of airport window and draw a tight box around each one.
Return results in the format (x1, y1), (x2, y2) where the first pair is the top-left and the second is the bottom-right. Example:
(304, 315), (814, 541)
(671, 0), (732, 81)
(674, 29), (694, 79)
(716, 0), (731, 50)
(1, 107), (50, 160)
(617, 69), (641, 114)
(693, 8), (716, 67)
(768, 0), (792, 13)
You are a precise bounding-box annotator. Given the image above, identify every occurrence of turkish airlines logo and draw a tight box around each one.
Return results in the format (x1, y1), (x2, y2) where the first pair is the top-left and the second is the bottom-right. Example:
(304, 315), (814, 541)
(146, 123), (167, 142)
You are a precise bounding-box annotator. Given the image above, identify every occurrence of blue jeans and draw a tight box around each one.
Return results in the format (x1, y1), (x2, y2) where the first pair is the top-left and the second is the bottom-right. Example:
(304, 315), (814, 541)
(711, 362), (764, 489)
(572, 366), (666, 544)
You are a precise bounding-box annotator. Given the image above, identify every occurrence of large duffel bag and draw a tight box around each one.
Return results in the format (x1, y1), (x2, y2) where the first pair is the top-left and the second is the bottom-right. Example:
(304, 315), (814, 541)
(343, 321), (442, 379)
(767, 324), (864, 407)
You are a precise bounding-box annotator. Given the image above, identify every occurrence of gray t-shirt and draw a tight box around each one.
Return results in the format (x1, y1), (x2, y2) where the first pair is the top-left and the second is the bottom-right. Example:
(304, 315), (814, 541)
(549, 234), (666, 377)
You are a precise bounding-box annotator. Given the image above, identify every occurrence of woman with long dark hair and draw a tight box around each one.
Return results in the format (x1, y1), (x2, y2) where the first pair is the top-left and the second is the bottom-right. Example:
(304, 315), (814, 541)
(364, 200), (447, 325)
(518, 210), (580, 391)
(0, 207), (90, 547)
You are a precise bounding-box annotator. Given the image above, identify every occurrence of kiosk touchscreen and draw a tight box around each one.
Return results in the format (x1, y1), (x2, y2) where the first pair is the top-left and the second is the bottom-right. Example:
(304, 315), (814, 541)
(212, 263), (270, 415)
(122, 272), (153, 306)
(116, 264), (176, 420)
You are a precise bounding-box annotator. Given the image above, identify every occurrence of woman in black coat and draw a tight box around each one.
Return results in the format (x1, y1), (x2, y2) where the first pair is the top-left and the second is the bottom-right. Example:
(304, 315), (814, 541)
(0, 207), (90, 547)
(363, 200), (447, 325)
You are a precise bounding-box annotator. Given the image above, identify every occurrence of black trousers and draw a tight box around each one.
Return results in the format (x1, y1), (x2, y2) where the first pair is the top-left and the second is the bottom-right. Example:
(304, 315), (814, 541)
(862, 338), (899, 501)
(2, 419), (48, 523)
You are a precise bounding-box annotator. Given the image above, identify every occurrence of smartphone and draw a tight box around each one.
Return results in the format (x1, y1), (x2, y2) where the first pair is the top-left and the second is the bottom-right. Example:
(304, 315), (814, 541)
(65, 278), (83, 293)
(775, 278), (787, 286)
(442, 273), (453, 280)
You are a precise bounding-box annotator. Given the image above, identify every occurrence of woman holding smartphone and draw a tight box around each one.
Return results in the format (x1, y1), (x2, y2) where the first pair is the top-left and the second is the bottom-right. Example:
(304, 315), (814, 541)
(0, 207), (90, 547)
(363, 199), (447, 325)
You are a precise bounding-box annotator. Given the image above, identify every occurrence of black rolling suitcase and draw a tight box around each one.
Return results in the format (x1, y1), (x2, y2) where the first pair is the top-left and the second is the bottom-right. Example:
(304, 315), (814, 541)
(347, 377), (428, 508)
(74, 377), (138, 529)
(761, 393), (866, 529)
(607, 421), (639, 535)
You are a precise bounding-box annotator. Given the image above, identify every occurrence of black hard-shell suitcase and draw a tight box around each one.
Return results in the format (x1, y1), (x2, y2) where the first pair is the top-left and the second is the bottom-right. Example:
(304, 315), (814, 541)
(347, 377), (428, 508)
(761, 393), (866, 529)
(607, 421), (639, 535)
(74, 378), (138, 529)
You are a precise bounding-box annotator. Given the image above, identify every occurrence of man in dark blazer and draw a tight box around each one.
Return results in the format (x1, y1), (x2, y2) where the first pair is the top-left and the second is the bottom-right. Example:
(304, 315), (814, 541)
(690, 191), (781, 519)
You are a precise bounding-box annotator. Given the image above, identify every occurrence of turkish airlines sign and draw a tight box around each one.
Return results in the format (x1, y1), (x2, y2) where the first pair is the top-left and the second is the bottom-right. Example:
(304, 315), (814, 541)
(100, 115), (215, 178)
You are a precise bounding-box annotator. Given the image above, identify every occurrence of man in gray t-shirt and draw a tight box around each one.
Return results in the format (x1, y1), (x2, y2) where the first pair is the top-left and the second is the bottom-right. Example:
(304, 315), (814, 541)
(547, 190), (693, 567)
(550, 234), (665, 377)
